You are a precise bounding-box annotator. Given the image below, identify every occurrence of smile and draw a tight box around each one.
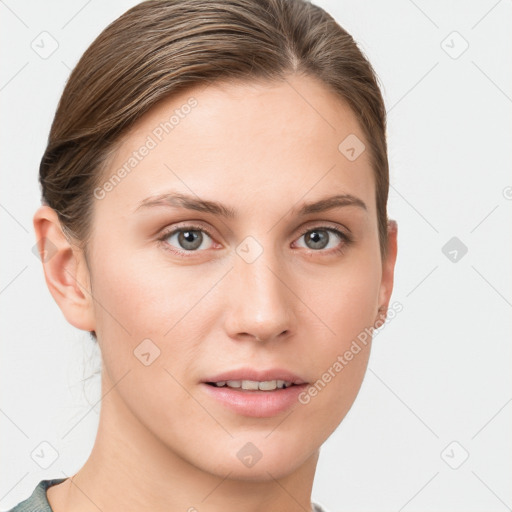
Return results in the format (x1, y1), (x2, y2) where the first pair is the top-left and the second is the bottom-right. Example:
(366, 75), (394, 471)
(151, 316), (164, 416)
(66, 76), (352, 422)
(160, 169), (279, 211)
(206, 379), (295, 391)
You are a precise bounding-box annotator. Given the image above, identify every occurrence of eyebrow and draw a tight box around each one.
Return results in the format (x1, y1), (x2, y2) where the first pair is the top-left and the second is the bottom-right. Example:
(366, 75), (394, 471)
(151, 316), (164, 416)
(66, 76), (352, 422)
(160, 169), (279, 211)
(134, 191), (367, 217)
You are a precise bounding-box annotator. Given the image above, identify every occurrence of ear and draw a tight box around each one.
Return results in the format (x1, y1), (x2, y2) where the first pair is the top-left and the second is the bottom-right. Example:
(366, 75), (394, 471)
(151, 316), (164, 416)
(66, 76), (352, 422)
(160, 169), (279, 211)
(375, 219), (398, 324)
(33, 205), (96, 332)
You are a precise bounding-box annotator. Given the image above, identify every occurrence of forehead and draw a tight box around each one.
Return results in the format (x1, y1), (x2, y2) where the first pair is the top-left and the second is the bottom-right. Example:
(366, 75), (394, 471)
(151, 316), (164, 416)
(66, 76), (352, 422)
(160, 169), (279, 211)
(95, 73), (376, 219)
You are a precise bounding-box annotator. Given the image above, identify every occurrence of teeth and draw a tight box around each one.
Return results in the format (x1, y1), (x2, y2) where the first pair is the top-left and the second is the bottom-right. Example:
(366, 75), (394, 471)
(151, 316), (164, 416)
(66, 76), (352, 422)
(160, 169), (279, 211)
(241, 380), (260, 390)
(258, 380), (277, 391)
(214, 379), (293, 390)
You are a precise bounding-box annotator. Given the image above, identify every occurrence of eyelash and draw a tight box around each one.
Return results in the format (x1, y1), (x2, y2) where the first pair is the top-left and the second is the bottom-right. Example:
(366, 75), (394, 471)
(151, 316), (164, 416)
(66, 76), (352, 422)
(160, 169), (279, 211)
(157, 223), (352, 257)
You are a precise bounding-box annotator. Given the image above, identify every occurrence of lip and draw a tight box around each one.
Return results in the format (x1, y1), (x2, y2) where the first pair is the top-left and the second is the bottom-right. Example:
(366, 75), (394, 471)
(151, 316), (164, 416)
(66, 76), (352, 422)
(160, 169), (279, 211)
(201, 367), (309, 418)
(202, 367), (307, 385)
(201, 382), (309, 418)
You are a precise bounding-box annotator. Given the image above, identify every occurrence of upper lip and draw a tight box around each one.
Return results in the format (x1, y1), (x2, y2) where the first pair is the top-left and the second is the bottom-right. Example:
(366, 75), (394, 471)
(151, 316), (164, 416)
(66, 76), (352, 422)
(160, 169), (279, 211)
(203, 367), (307, 385)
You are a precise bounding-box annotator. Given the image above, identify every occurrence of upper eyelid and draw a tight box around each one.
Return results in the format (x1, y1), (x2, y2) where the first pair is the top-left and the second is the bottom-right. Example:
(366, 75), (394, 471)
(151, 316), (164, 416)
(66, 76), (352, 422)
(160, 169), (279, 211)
(159, 222), (216, 239)
(160, 221), (348, 237)
(297, 223), (349, 236)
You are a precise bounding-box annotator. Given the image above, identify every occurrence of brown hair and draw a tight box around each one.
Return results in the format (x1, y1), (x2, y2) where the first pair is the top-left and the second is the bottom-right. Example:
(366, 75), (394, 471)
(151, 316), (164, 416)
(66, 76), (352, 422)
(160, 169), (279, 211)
(40, 0), (389, 259)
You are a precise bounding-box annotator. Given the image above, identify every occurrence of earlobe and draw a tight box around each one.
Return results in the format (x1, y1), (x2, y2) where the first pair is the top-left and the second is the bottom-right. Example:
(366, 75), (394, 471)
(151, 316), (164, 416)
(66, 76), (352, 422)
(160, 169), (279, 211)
(375, 219), (398, 323)
(33, 205), (96, 332)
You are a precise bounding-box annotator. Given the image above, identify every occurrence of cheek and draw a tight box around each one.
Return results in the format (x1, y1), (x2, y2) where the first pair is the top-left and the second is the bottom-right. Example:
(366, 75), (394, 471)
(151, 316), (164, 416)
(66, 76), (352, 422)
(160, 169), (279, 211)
(296, 255), (381, 426)
(88, 245), (225, 395)
(306, 253), (381, 346)
(88, 251), (214, 434)
(90, 247), (215, 341)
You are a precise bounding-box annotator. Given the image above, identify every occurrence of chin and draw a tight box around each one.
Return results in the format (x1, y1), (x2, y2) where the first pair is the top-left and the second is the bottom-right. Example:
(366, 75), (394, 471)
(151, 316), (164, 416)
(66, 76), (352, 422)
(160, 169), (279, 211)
(203, 433), (320, 481)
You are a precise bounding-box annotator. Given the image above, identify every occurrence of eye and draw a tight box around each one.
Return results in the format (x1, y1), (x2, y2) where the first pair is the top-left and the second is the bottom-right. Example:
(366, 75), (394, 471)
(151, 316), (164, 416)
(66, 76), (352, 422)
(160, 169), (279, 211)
(294, 226), (351, 253)
(158, 225), (215, 254)
(157, 223), (352, 257)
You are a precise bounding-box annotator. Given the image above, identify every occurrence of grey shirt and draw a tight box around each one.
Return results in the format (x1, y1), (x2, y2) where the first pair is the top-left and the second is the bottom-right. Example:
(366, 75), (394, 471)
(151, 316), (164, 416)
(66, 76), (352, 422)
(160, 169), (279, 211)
(6, 478), (329, 512)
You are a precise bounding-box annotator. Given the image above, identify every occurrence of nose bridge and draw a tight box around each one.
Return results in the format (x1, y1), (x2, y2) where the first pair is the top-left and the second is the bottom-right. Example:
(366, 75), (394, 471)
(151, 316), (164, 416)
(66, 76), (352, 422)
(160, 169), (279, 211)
(224, 235), (294, 342)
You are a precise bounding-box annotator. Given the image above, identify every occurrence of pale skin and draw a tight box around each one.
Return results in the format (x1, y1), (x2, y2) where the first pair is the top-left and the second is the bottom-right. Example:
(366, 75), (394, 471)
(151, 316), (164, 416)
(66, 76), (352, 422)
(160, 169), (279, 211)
(35, 73), (397, 512)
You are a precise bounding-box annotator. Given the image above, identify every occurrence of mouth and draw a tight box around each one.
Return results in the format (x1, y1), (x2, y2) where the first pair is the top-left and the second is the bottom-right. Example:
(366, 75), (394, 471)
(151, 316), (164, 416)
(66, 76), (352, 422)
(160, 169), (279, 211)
(205, 379), (297, 391)
(201, 368), (309, 417)
(202, 367), (307, 390)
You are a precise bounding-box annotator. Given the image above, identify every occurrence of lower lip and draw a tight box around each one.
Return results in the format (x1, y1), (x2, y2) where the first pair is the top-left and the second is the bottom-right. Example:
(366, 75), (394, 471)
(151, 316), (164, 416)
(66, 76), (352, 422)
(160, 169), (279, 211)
(200, 383), (308, 418)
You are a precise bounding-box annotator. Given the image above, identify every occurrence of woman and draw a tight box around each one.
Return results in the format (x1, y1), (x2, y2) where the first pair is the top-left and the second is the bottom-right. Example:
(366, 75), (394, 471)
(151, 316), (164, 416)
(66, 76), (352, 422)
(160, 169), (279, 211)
(9, 0), (397, 510)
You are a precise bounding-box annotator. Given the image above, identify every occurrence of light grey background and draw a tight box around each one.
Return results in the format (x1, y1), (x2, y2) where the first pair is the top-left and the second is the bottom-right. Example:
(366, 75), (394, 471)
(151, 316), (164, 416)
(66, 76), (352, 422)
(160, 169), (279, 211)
(1, 1), (511, 511)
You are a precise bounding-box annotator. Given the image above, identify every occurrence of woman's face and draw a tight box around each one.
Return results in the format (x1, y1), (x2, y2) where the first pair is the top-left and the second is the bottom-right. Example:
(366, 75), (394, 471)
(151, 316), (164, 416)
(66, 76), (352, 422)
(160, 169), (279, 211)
(81, 73), (395, 479)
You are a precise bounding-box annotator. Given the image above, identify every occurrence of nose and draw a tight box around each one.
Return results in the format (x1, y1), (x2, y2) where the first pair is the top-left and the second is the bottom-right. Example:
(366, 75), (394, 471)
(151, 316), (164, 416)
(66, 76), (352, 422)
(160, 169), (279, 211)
(223, 246), (295, 344)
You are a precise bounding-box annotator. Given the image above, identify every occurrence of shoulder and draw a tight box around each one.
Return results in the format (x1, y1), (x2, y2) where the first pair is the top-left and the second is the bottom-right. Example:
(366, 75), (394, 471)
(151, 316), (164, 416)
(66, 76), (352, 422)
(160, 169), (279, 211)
(4, 478), (67, 512)
(312, 501), (331, 512)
